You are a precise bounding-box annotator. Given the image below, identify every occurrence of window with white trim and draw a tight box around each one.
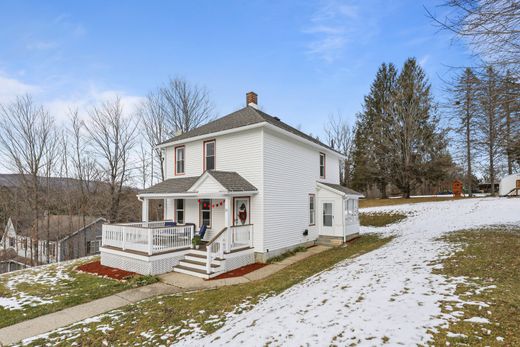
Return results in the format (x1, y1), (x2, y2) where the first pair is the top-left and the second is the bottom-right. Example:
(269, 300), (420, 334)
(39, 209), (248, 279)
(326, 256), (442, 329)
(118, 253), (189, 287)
(87, 240), (100, 255)
(309, 194), (315, 225)
(175, 199), (184, 224)
(9, 237), (15, 248)
(200, 199), (212, 227)
(319, 152), (326, 178)
(175, 146), (185, 175)
(204, 141), (215, 170)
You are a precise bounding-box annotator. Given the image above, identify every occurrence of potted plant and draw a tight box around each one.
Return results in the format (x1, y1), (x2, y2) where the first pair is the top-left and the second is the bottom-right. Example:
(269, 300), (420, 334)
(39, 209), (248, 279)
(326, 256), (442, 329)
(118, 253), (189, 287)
(192, 235), (202, 249)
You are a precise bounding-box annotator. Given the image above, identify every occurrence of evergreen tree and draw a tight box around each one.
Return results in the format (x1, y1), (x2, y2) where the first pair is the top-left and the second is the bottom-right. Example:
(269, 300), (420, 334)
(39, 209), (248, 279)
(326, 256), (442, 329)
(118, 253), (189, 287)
(386, 58), (450, 198)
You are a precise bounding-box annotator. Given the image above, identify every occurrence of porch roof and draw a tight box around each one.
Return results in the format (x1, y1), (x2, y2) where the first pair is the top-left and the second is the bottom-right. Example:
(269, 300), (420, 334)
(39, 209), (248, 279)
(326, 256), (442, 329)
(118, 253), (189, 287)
(317, 182), (363, 197)
(138, 170), (257, 197)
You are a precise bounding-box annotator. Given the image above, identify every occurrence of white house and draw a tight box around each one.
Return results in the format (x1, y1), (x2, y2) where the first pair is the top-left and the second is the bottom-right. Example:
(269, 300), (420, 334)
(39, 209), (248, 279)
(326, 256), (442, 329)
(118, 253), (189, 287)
(101, 92), (362, 278)
(499, 173), (520, 196)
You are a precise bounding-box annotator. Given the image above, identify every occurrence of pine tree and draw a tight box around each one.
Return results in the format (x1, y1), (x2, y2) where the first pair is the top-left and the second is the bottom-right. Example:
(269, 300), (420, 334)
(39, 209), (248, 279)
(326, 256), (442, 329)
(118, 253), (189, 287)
(385, 58), (449, 198)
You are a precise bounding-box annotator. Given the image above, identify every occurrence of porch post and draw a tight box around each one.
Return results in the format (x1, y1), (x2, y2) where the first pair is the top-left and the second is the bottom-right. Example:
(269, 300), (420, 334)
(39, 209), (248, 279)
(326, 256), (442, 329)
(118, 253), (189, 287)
(142, 198), (150, 226)
(224, 197), (231, 253)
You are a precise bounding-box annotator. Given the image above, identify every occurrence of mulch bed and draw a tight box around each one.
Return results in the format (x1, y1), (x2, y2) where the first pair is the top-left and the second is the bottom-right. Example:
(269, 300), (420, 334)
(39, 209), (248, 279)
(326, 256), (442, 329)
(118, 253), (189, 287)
(209, 262), (267, 280)
(76, 260), (137, 280)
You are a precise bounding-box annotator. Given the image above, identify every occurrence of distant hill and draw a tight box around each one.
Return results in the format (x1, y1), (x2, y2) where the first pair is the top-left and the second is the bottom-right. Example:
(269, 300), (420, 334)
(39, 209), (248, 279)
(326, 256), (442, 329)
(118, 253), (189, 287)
(0, 174), (102, 190)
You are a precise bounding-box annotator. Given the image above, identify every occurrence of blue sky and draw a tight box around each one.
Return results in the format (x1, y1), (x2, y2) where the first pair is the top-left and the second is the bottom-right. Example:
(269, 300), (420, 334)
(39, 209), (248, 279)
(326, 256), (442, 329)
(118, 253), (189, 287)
(0, 0), (473, 139)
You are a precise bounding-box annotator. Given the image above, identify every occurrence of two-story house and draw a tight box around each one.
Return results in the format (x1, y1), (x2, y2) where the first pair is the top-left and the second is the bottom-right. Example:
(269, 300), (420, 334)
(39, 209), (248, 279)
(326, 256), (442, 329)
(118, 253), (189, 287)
(100, 92), (361, 278)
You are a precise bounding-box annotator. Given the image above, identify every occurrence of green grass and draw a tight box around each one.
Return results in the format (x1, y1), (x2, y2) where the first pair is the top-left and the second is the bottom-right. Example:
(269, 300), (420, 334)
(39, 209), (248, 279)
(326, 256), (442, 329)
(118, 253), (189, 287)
(26, 234), (393, 346)
(359, 212), (407, 227)
(359, 196), (473, 208)
(431, 228), (520, 346)
(0, 257), (158, 328)
(266, 246), (307, 263)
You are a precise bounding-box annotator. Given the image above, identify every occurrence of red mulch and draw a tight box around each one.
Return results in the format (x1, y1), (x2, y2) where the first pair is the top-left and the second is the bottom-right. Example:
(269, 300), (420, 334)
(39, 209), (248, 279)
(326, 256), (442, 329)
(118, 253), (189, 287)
(76, 260), (137, 280)
(209, 262), (267, 280)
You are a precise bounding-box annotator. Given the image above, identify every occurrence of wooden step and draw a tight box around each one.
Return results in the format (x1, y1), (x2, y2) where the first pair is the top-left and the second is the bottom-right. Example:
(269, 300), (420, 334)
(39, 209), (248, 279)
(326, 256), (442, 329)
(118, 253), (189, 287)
(184, 254), (223, 265)
(173, 265), (215, 279)
(179, 259), (220, 271)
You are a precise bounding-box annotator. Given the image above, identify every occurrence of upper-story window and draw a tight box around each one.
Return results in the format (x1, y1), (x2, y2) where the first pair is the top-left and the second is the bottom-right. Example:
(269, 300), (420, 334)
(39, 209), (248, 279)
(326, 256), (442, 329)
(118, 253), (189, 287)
(204, 140), (216, 171)
(175, 146), (185, 175)
(319, 152), (326, 178)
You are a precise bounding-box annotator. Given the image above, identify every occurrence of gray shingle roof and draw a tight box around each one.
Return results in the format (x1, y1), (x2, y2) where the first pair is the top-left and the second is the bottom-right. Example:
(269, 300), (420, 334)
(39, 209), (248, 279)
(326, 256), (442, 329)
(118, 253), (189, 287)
(139, 176), (199, 194)
(160, 106), (341, 155)
(206, 171), (257, 192)
(138, 171), (257, 195)
(319, 182), (363, 196)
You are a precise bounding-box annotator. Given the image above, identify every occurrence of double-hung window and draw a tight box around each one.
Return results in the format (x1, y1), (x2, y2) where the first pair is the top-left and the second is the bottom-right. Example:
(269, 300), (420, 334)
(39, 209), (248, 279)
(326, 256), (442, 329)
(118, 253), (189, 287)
(309, 194), (316, 225)
(319, 152), (326, 178)
(204, 140), (215, 171)
(175, 199), (185, 224)
(175, 146), (185, 175)
(87, 240), (100, 255)
(200, 199), (212, 227)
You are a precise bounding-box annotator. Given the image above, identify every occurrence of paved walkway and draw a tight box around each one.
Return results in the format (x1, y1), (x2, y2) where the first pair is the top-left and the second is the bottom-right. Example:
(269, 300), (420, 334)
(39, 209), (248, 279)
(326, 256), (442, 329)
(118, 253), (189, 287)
(0, 245), (329, 345)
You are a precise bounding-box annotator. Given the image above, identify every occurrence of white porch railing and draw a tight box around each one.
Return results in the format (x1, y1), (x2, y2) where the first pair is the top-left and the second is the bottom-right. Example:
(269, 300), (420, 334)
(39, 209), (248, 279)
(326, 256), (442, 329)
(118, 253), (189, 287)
(102, 222), (194, 255)
(205, 224), (253, 274)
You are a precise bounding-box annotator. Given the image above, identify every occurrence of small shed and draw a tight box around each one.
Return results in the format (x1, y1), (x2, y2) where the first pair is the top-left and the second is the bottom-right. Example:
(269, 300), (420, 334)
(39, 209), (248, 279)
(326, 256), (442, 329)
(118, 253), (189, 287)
(499, 173), (520, 196)
(452, 180), (464, 198)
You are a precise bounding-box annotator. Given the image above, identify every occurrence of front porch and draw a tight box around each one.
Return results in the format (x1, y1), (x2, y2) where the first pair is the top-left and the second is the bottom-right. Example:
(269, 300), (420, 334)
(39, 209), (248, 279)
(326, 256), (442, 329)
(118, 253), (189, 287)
(100, 170), (259, 278)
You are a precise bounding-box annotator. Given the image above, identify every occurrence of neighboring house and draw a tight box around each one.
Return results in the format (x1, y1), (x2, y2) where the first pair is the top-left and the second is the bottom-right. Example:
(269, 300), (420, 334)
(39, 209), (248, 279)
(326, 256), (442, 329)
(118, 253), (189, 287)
(499, 173), (520, 196)
(101, 92), (362, 278)
(1, 215), (105, 270)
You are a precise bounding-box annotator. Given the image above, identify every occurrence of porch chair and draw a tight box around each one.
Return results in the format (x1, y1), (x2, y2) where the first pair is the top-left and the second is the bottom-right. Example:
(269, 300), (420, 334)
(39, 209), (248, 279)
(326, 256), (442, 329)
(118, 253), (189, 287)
(164, 221), (177, 227)
(198, 224), (207, 240)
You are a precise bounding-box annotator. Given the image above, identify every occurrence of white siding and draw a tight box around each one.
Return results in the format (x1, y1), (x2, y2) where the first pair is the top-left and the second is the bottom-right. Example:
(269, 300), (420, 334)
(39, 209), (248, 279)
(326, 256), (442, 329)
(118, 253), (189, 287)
(162, 128), (264, 250)
(262, 128), (343, 253)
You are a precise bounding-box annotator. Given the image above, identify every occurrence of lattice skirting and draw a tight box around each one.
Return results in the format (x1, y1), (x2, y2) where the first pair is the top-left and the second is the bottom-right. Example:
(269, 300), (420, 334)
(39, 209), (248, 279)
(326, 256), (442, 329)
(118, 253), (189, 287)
(100, 248), (188, 275)
(223, 250), (255, 273)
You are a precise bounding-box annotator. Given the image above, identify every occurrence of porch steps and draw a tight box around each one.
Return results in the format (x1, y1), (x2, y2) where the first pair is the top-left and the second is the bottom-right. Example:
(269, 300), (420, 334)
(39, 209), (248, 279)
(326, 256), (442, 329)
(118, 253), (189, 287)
(173, 251), (224, 279)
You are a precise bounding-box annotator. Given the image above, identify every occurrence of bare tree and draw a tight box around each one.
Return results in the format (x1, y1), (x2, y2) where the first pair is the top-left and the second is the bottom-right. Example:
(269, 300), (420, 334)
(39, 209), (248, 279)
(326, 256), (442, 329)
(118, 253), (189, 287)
(500, 71), (520, 174)
(86, 97), (137, 222)
(137, 91), (169, 182)
(324, 113), (355, 187)
(0, 95), (56, 265)
(477, 66), (503, 195)
(137, 77), (214, 184)
(427, 0), (520, 76)
(448, 67), (481, 196)
(161, 77), (215, 134)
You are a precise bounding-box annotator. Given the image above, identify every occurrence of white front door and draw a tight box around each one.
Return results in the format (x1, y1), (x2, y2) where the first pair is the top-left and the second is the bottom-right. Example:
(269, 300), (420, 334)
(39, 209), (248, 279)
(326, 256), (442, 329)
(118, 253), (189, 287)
(234, 197), (250, 225)
(322, 201), (334, 235)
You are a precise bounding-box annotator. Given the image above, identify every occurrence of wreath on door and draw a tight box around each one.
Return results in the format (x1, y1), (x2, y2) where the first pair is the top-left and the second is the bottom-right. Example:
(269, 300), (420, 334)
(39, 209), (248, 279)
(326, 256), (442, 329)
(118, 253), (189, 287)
(238, 202), (247, 225)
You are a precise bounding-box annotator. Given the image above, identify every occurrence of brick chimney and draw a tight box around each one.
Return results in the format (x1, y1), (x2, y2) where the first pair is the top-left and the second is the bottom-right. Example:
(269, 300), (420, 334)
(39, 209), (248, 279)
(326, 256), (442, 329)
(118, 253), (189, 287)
(246, 91), (258, 107)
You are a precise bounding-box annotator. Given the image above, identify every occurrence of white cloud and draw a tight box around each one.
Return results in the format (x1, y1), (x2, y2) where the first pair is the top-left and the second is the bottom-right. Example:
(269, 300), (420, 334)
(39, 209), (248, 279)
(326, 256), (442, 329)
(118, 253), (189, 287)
(304, 0), (382, 63)
(45, 86), (145, 122)
(0, 73), (41, 103)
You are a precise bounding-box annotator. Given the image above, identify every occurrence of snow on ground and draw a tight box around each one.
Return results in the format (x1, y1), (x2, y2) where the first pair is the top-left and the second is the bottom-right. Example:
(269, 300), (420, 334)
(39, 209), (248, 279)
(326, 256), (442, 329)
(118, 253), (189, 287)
(177, 198), (520, 346)
(0, 257), (92, 311)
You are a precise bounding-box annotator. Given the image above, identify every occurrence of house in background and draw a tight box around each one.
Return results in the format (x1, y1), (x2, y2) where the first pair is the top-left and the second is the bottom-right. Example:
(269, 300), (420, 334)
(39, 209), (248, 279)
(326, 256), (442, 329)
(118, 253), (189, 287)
(499, 173), (520, 196)
(1, 215), (105, 270)
(101, 92), (362, 278)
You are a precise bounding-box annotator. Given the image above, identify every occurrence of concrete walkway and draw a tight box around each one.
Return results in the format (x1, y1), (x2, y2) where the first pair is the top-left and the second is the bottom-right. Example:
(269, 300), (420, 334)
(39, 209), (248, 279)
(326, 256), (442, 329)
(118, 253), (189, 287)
(0, 245), (329, 346)
(159, 245), (330, 288)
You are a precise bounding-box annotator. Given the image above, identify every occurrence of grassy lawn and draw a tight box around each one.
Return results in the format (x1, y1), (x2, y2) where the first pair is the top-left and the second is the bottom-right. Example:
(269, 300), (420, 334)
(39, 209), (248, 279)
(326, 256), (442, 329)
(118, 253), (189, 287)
(359, 196), (472, 208)
(0, 257), (157, 329)
(24, 234), (393, 346)
(431, 228), (520, 346)
(359, 211), (407, 227)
